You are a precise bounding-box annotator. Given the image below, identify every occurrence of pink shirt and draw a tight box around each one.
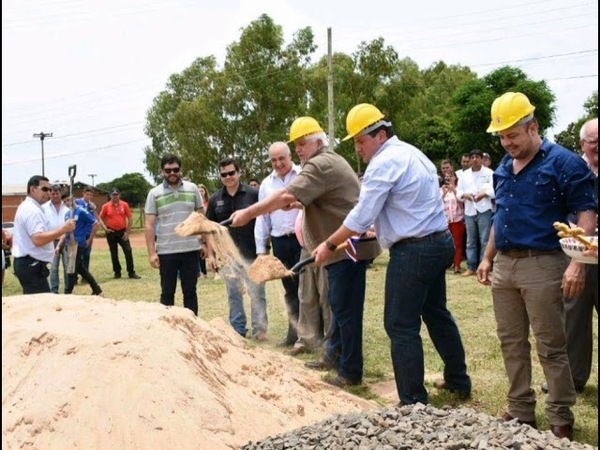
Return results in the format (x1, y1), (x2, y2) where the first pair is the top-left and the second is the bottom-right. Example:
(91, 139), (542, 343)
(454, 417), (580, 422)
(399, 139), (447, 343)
(441, 187), (464, 224)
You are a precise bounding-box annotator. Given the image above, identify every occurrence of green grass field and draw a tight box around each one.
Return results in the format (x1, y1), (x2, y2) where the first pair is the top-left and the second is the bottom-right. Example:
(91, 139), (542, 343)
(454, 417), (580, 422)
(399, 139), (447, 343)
(2, 242), (598, 445)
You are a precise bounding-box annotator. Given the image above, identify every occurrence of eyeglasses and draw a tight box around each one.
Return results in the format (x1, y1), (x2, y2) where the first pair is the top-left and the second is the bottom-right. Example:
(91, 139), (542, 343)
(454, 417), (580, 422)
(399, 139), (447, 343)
(582, 138), (598, 145)
(220, 170), (237, 178)
(163, 167), (180, 174)
(37, 186), (51, 192)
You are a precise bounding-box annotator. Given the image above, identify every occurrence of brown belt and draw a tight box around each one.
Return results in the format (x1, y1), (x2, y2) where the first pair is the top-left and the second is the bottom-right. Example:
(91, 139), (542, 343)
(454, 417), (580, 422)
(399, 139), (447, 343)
(500, 249), (559, 259)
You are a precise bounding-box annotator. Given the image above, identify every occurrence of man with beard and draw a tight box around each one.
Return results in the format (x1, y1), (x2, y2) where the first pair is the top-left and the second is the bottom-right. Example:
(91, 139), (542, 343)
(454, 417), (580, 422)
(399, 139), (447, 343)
(144, 154), (211, 315)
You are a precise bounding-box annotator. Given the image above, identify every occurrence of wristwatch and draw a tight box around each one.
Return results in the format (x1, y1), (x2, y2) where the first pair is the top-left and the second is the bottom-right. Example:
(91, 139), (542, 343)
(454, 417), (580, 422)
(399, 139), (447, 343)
(325, 239), (337, 252)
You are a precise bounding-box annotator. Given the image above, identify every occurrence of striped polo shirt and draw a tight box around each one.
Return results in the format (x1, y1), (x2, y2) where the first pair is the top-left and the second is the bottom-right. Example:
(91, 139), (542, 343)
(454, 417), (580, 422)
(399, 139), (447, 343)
(145, 179), (203, 255)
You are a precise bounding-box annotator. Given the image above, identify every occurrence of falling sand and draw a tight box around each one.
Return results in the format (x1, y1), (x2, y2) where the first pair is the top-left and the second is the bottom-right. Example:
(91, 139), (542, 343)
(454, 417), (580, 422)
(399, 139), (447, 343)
(247, 255), (293, 283)
(2, 295), (377, 450)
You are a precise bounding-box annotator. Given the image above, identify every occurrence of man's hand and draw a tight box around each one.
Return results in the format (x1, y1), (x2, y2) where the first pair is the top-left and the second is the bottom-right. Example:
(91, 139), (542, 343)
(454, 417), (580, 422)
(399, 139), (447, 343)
(230, 209), (252, 227)
(313, 241), (334, 266)
(562, 260), (586, 299)
(149, 253), (160, 269)
(63, 219), (76, 233)
(476, 258), (493, 286)
(123, 231), (129, 241)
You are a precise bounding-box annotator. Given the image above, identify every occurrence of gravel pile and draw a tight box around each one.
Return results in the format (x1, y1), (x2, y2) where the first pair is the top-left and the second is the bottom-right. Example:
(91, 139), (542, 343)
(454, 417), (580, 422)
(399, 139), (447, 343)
(243, 403), (596, 450)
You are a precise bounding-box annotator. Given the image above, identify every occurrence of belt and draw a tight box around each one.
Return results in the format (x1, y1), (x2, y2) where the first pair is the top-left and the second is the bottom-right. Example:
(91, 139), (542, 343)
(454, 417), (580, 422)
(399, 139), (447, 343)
(272, 233), (297, 239)
(15, 255), (47, 264)
(500, 249), (559, 259)
(393, 229), (450, 247)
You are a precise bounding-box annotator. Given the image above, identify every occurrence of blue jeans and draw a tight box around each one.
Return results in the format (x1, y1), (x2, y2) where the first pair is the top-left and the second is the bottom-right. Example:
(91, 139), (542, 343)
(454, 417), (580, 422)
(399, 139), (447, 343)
(385, 230), (471, 405)
(223, 265), (267, 337)
(50, 239), (68, 293)
(324, 259), (368, 382)
(465, 210), (493, 271)
(158, 251), (199, 315)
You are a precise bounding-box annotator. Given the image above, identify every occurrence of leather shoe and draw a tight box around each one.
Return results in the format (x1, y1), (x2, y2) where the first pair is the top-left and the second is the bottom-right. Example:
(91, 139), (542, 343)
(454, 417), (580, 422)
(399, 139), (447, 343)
(285, 346), (306, 356)
(114, 273), (121, 279)
(305, 359), (335, 371)
(550, 424), (573, 440)
(500, 412), (537, 429)
(326, 375), (361, 388)
(433, 379), (471, 399)
(128, 273), (141, 279)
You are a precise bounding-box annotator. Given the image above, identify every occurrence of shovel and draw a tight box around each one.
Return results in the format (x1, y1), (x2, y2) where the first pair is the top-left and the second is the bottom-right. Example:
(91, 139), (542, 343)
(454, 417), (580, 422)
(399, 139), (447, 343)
(66, 165), (78, 274)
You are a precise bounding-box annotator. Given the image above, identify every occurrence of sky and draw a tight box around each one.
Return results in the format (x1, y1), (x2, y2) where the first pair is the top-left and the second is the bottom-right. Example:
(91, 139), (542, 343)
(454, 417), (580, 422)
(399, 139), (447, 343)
(2, 0), (598, 188)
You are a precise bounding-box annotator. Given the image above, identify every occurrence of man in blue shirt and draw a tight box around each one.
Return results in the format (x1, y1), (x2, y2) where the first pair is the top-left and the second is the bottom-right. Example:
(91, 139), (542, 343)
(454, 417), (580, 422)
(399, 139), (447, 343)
(477, 92), (597, 441)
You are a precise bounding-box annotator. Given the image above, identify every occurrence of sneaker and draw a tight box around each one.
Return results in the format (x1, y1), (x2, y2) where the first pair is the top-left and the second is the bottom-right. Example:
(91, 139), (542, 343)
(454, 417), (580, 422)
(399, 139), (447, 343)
(433, 379), (471, 399)
(461, 269), (476, 277)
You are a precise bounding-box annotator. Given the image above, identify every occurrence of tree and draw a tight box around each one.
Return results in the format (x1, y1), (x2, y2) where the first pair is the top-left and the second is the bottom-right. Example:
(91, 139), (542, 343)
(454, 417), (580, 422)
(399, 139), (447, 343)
(452, 66), (555, 163)
(554, 91), (598, 151)
(96, 173), (153, 207)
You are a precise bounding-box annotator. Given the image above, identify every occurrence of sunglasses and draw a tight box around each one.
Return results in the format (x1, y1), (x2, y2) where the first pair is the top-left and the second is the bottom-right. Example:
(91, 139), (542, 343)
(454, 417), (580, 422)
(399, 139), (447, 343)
(37, 186), (51, 192)
(163, 167), (180, 174)
(220, 170), (237, 178)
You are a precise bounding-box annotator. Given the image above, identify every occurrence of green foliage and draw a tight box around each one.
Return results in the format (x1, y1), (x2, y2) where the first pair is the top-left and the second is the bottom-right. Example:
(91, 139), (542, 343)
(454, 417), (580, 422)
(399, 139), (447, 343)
(96, 172), (153, 206)
(554, 91), (598, 151)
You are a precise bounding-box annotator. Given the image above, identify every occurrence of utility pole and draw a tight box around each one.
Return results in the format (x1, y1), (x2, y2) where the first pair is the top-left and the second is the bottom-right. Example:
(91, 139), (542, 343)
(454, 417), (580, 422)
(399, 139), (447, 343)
(88, 174), (97, 187)
(327, 28), (334, 149)
(33, 132), (53, 177)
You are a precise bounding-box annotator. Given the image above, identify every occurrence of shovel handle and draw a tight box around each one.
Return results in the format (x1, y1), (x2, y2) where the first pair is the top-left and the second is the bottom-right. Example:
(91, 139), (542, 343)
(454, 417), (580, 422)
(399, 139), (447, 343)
(290, 242), (351, 274)
(68, 165), (77, 180)
(219, 217), (233, 226)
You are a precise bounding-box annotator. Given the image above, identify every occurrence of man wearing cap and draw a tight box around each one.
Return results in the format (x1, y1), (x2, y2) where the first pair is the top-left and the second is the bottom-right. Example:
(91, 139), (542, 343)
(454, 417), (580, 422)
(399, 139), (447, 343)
(482, 152), (493, 168)
(230, 116), (382, 388)
(99, 188), (140, 279)
(313, 104), (471, 405)
(477, 92), (597, 440)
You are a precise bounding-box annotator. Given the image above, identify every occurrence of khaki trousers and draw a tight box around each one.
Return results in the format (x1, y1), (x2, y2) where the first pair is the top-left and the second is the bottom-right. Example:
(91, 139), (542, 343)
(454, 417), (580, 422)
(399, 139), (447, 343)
(492, 251), (576, 426)
(295, 248), (331, 351)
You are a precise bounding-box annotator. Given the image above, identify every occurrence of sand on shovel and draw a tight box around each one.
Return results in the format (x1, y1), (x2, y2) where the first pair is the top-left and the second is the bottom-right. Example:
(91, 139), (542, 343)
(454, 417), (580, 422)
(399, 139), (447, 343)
(247, 255), (293, 283)
(175, 212), (243, 268)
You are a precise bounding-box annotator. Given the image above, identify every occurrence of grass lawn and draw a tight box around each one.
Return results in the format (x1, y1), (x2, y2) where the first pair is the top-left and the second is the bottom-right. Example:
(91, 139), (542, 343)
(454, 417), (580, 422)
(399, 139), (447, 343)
(2, 243), (597, 446)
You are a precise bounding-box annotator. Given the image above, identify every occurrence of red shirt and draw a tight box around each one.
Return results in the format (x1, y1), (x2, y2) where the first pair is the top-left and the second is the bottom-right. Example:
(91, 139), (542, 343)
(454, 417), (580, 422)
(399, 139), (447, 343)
(99, 199), (132, 231)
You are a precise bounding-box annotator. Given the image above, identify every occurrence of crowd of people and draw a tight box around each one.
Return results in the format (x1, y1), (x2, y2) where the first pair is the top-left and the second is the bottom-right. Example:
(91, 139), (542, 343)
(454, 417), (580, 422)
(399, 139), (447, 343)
(6, 93), (597, 442)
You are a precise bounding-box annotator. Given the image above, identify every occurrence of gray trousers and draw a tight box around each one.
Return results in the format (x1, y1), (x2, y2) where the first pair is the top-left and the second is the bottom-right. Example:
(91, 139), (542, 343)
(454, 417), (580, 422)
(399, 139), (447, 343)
(564, 264), (598, 389)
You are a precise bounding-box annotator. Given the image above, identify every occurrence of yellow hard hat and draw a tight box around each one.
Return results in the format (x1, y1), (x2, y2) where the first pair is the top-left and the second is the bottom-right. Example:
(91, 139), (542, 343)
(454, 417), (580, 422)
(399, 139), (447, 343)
(486, 92), (536, 133)
(288, 117), (324, 143)
(343, 103), (386, 141)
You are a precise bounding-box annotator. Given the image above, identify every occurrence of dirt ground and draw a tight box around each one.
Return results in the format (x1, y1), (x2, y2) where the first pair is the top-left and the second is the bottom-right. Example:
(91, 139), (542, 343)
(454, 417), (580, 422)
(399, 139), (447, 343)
(93, 230), (146, 250)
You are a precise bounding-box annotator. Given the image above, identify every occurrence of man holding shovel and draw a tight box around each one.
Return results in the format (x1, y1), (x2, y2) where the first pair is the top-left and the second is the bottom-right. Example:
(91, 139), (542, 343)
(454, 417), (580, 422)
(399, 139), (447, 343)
(313, 104), (471, 406)
(231, 117), (381, 388)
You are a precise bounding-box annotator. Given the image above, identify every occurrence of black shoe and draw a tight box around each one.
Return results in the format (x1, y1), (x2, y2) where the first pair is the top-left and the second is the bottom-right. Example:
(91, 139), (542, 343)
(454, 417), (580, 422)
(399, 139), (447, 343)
(326, 375), (361, 388)
(128, 273), (141, 279)
(114, 273), (122, 279)
(550, 424), (573, 440)
(433, 379), (471, 400)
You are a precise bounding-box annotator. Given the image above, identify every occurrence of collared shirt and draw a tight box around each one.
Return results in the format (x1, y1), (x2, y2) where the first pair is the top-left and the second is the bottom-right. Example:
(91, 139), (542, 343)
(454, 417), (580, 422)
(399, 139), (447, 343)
(206, 183), (259, 260)
(145, 179), (203, 255)
(42, 201), (70, 231)
(12, 196), (55, 262)
(456, 167), (495, 216)
(254, 164), (302, 253)
(344, 136), (448, 249)
(99, 199), (132, 231)
(494, 137), (597, 251)
(75, 198), (95, 236)
(66, 207), (97, 247)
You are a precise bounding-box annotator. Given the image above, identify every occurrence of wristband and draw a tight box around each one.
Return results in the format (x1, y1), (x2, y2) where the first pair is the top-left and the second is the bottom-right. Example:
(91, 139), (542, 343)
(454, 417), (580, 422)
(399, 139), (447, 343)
(325, 239), (337, 252)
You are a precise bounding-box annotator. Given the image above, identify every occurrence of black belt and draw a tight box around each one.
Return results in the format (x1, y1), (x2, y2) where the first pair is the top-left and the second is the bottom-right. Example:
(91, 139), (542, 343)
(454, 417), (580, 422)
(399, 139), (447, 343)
(272, 233), (297, 239)
(393, 229), (450, 247)
(500, 249), (559, 259)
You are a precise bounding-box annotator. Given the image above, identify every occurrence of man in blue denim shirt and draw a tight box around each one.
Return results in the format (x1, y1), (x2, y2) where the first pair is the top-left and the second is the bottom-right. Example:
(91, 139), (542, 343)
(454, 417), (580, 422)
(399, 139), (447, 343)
(314, 104), (472, 405)
(477, 92), (597, 441)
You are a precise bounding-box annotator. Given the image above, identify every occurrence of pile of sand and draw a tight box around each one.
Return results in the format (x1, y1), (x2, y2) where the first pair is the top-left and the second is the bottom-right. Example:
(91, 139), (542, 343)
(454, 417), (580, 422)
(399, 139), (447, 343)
(2, 295), (376, 450)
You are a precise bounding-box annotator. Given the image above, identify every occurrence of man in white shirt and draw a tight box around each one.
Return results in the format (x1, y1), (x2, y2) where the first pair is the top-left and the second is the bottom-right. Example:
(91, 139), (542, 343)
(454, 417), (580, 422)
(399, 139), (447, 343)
(255, 142), (303, 346)
(457, 149), (495, 276)
(42, 186), (70, 293)
(12, 176), (75, 294)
